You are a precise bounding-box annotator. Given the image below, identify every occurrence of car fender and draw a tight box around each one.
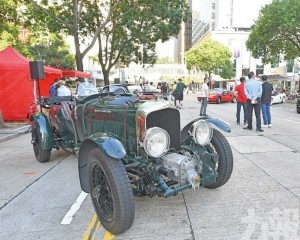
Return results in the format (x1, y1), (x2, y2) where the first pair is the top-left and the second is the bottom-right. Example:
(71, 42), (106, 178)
(31, 113), (54, 150)
(78, 133), (126, 193)
(181, 117), (231, 144)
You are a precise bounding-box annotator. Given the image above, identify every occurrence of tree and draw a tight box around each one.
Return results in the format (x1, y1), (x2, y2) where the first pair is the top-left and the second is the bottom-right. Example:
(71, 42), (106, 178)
(28, 33), (76, 69)
(186, 40), (234, 79)
(95, 0), (189, 85)
(246, 0), (300, 64)
(0, 0), (27, 52)
(156, 57), (178, 64)
(23, 0), (121, 71)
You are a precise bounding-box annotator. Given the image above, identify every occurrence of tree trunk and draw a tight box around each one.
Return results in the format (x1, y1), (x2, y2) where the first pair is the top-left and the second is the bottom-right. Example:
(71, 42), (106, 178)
(103, 69), (110, 86)
(0, 110), (8, 128)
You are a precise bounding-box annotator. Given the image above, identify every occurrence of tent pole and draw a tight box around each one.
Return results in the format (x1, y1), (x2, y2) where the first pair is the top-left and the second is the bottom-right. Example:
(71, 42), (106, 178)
(37, 79), (42, 113)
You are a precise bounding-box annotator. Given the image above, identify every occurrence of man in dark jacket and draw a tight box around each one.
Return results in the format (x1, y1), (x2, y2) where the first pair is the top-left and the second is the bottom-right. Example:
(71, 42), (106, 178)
(261, 75), (274, 128)
(175, 78), (186, 108)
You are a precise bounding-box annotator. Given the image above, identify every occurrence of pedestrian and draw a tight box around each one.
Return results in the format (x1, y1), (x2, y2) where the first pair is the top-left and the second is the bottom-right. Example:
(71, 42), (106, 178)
(161, 82), (168, 100)
(172, 81), (177, 105)
(149, 82), (156, 92)
(243, 71), (263, 132)
(175, 78), (186, 108)
(57, 80), (71, 96)
(234, 77), (247, 125)
(200, 77), (209, 116)
(261, 75), (273, 128)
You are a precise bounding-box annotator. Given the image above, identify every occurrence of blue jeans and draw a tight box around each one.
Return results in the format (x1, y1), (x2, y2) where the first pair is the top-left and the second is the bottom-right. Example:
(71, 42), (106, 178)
(261, 103), (271, 125)
(236, 102), (247, 123)
(200, 98), (207, 115)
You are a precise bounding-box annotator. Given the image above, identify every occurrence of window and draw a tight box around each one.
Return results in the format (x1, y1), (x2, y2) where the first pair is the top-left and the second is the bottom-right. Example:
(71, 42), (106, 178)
(211, 12), (215, 19)
(212, 3), (215, 10)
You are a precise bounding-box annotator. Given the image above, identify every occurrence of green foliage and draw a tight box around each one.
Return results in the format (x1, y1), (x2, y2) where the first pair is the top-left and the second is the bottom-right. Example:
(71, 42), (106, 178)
(186, 40), (233, 78)
(0, 0), (26, 52)
(156, 57), (178, 64)
(96, 0), (189, 84)
(246, 0), (300, 64)
(27, 33), (75, 69)
(215, 59), (235, 79)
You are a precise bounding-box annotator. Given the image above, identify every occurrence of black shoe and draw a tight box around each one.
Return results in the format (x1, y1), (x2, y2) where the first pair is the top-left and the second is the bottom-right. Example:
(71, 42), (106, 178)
(200, 113), (203, 116)
(243, 126), (252, 130)
(256, 129), (264, 132)
(237, 121), (240, 125)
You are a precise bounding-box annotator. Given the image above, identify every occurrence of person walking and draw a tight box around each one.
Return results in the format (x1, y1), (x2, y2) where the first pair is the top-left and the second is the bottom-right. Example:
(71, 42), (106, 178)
(234, 77), (247, 125)
(243, 71), (264, 132)
(57, 80), (71, 96)
(175, 78), (186, 108)
(261, 75), (273, 128)
(200, 77), (209, 116)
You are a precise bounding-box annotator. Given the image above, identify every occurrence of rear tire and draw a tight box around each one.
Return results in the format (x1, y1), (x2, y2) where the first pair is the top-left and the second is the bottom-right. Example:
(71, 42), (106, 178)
(205, 129), (233, 189)
(31, 122), (51, 163)
(88, 149), (134, 234)
(231, 97), (236, 103)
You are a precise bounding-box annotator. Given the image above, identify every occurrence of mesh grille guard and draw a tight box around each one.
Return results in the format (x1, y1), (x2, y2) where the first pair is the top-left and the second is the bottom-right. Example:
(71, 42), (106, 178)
(146, 108), (181, 150)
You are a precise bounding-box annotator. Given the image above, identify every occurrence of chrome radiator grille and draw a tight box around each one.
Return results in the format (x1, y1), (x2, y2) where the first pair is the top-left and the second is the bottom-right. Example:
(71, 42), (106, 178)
(146, 108), (181, 150)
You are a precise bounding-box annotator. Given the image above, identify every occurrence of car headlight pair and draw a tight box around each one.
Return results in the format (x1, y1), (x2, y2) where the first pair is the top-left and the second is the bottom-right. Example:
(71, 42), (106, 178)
(143, 127), (170, 158)
(191, 120), (213, 146)
(142, 120), (212, 158)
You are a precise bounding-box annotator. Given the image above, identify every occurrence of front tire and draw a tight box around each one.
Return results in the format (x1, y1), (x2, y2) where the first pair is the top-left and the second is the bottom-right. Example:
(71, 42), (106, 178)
(31, 122), (51, 163)
(231, 97), (236, 103)
(216, 97), (221, 104)
(88, 149), (134, 234)
(205, 129), (233, 189)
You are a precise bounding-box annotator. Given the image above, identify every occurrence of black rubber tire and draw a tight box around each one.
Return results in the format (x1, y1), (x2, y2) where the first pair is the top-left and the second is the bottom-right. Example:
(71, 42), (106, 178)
(31, 122), (51, 163)
(297, 108), (300, 114)
(205, 129), (233, 189)
(88, 148), (134, 234)
(216, 97), (221, 104)
(231, 97), (236, 103)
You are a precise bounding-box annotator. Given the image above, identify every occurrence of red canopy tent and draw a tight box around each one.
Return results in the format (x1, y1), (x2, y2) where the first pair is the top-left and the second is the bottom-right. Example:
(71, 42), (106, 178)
(0, 47), (62, 121)
(62, 70), (91, 78)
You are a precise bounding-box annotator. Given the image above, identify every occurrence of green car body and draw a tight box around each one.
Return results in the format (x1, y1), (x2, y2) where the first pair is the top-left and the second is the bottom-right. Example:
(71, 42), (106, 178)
(31, 93), (233, 234)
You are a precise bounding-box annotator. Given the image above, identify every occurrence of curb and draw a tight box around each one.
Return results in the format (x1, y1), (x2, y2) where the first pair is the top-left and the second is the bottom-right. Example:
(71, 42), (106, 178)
(0, 125), (31, 143)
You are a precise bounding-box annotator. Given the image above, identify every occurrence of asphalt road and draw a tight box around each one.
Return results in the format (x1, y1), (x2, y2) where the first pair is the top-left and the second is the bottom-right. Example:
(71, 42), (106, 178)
(0, 94), (299, 240)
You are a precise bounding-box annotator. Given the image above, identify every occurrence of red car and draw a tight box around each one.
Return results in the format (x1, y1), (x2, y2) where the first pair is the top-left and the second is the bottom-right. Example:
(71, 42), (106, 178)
(197, 88), (236, 104)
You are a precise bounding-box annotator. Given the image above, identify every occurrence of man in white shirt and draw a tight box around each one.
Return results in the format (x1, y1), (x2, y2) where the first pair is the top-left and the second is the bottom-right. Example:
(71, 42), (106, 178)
(57, 80), (71, 96)
(200, 77), (209, 116)
(148, 82), (157, 92)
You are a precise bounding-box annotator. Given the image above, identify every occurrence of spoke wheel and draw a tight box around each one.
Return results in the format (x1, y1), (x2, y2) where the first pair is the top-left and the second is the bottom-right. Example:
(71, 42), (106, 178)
(31, 123), (51, 163)
(88, 149), (134, 234)
(205, 129), (233, 189)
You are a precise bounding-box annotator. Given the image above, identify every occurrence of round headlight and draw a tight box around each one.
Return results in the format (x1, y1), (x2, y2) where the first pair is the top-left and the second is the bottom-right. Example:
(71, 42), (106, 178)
(191, 120), (213, 146)
(143, 127), (170, 158)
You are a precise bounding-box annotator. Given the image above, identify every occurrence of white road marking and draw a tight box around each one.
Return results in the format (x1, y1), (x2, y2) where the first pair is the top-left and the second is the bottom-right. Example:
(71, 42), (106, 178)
(61, 191), (88, 225)
(284, 119), (300, 124)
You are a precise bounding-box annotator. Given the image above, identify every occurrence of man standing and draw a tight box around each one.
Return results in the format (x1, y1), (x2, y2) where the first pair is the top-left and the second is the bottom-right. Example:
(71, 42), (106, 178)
(234, 77), (247, 125)
(200, 77), (209, 116)
(175, 78), (186, 108)
(243, 71), (263, 132)
(261, 75), (273, 128)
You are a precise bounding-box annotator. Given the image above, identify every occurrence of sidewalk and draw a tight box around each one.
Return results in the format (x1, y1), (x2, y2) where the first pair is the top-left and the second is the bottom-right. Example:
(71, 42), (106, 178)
(0, 123), (31, 143)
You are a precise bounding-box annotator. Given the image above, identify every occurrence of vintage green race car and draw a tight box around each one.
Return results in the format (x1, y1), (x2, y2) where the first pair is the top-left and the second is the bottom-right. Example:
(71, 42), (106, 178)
(30, 93), (233, 234)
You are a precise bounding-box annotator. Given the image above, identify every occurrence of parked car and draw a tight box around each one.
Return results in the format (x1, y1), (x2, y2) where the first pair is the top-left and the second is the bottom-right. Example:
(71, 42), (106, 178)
(197, 88), (236, 104)
(29, 93), (233, 234)
(271, 91), (286, 105)
(297, 94), (300, 114)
